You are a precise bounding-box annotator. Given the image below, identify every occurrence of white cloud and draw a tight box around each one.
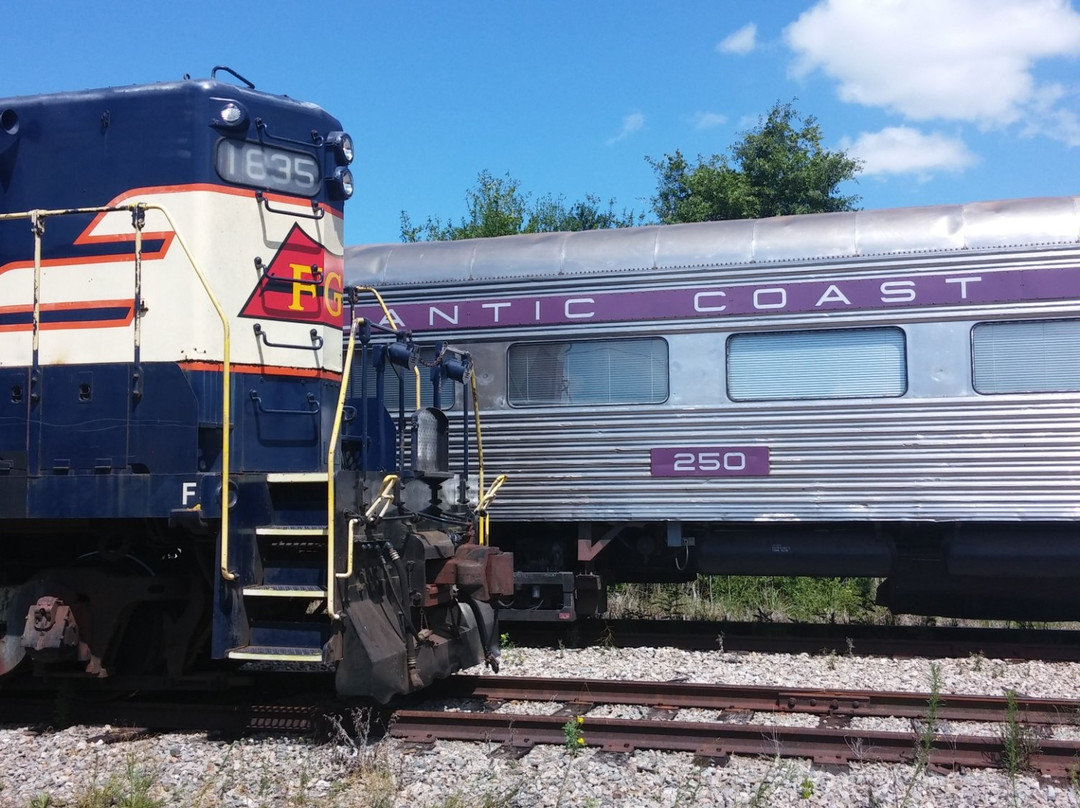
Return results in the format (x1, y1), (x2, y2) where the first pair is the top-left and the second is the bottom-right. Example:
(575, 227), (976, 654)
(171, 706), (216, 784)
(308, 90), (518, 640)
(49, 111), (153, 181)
(606, 112), (645, 145)
(844, 127), (979, 178)
(718, 23), (757, 55)
(1029, 106), (1080, 146)
(1024, 83), (1080, 145)
(691, 111), (727, 130)
(785, 0), (1080, 129)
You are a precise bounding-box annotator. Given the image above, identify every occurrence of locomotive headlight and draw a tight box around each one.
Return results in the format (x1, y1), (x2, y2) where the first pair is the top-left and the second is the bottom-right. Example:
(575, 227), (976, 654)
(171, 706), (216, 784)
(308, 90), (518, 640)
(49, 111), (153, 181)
(0, 108), (18, 156)
(211, 99), (249, 129)
(440, 357), (470, 383)
(330, 166), (354, 200)
(220, 104), (244, 124)
(326, 131), (354, 164)
(1, 108), (18, 135)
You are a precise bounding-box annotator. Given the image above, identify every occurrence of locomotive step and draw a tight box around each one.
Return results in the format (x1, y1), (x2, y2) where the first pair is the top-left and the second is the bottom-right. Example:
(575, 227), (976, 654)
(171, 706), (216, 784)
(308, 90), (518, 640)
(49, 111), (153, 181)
(242, 584), (327, 598)
(255, 525), (329, 537)
(265, 472), (330, 484)
(226, 645), (324, 662)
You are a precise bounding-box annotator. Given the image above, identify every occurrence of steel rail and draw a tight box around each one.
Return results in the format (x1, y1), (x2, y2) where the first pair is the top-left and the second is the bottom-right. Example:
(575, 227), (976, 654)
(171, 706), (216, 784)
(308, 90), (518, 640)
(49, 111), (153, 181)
(500, 619), (1080, 662)
(390, 709), (1080, 776)
(436, 675), (1080, 726)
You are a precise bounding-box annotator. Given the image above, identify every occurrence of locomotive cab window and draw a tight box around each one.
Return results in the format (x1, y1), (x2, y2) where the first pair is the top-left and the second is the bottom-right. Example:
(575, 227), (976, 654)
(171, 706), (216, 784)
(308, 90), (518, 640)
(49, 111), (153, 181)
(972, 319), (1080, 394)
(727, 327), (907, 401)
(508, 337), (668, 406)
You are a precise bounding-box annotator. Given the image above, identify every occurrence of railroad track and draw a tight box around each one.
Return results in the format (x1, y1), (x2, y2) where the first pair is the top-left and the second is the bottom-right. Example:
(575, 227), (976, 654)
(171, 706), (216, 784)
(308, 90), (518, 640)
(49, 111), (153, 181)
(6, 672), (1080, 776)
(400, 675), (1080, 777)
(502, 619), (1080, 662)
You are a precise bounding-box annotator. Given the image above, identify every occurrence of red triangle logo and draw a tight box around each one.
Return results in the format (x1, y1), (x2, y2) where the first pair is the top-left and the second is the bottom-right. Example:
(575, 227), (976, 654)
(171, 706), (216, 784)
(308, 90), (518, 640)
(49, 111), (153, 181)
(238, 223), (343, 327)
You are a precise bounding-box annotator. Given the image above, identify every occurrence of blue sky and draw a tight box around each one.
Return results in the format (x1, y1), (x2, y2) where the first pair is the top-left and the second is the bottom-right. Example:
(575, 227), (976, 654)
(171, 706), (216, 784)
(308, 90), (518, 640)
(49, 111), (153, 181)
(3, 1), (1079, 247)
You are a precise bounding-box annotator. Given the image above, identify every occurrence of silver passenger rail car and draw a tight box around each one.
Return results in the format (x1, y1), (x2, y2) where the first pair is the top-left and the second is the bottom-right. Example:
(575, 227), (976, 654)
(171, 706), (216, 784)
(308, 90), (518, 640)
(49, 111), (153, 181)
(345, 195), (1080, 622)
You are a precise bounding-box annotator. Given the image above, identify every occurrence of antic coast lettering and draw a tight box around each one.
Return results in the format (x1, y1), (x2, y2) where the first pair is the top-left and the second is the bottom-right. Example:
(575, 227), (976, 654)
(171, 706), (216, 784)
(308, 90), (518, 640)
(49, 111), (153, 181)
(351, 264), (1079, 332)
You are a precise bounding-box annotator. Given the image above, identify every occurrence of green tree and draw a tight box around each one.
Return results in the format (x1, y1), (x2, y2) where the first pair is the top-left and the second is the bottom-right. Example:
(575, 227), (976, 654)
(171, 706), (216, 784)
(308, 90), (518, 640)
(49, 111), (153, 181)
(648, 101), (862, 224)
(527, 193), (642, 233)
(400, 169), (642, 242)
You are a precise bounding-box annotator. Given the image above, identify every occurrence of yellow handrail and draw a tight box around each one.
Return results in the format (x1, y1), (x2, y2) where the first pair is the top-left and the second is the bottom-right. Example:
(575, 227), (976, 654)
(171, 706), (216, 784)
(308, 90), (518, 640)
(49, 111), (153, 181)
(30, 212), (43, 374)
(468, 371), (501, 546)
(326, 314), (362, 617)
(341, 517), (360, 580)
(325, 288), (398, 618)
(143, 204), (234, 582)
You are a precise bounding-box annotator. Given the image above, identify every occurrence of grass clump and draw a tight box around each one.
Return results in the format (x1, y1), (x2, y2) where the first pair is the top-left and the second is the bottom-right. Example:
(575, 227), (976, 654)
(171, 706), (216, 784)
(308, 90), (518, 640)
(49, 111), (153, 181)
(323, 708), (399, 808)
(1000, 689), (1040, 777)
(896, 661), (942, 808)
(608, 575), (880, 623)
(74, 756), (162, 808)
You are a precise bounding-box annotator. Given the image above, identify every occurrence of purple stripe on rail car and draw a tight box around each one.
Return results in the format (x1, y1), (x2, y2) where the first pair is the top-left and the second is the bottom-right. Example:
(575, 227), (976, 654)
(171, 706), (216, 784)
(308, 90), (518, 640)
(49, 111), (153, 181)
(349, 264), (1080, 332)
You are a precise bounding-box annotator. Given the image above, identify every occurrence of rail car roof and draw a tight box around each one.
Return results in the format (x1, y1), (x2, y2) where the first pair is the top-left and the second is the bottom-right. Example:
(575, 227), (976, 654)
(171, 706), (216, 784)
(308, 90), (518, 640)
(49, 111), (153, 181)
(345, 195), (1080, 286)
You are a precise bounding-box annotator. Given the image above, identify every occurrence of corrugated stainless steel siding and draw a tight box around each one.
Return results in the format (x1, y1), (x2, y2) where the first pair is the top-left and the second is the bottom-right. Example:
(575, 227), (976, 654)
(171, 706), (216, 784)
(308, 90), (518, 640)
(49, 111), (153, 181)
(471, 397), (1080, 522)
(456, 313), (1080, 523)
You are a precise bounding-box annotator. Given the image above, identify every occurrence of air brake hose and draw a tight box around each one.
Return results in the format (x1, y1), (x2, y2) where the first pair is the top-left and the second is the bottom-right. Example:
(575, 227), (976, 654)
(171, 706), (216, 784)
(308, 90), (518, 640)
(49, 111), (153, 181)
(380, 542), (424, 690)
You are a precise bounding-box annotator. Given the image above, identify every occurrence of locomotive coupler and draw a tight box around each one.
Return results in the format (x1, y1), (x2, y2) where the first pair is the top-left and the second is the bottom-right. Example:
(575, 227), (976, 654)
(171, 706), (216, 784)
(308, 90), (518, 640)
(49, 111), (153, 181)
(20, 596), (98, 673)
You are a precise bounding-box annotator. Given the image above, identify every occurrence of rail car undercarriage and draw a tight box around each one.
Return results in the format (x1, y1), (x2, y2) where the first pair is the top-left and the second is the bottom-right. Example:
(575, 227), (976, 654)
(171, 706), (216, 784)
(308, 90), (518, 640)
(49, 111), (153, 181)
(497, 520), (1080, 623)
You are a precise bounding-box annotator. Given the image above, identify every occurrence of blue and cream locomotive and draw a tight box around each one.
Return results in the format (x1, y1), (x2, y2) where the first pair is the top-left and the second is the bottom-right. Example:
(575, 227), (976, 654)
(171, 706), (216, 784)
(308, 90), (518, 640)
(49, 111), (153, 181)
(0, 70), (509, 700)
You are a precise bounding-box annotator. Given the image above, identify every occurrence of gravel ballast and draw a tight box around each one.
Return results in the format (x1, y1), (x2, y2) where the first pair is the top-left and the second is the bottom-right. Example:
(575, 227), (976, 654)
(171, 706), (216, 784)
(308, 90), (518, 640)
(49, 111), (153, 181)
(3, 646), (1080, 807)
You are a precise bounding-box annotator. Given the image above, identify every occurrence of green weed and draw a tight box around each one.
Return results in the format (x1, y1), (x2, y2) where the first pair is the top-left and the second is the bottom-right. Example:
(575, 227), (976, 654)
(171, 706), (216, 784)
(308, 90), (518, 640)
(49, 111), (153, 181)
(1001, 689), (1039, 777)
(563, 715), (585, 755)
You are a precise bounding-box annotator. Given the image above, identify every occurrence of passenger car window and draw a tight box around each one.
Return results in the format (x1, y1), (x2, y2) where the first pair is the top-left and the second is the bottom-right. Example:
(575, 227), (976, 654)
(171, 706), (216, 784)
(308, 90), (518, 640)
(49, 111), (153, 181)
(973, 319), (1080, 394)
(727, 327), (907, 401)
(508, 337), (669, 406)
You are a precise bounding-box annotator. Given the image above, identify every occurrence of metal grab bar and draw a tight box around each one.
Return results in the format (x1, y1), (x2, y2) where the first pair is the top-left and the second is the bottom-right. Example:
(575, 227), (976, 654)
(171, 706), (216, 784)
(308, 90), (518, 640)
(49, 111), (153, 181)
(249, 390), (320, 416)
(326, 286), (400, 619)
(253, 322), (323, 351)
(336, 517), (360, 581)
(255, 190), (324, 220)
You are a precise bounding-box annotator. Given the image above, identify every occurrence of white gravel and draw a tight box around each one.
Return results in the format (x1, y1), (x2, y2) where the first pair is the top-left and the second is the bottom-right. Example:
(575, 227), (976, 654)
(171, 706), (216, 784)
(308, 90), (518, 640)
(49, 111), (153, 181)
(3, 646), (1080, 807)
